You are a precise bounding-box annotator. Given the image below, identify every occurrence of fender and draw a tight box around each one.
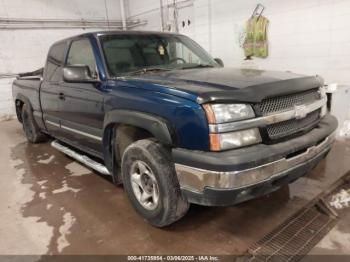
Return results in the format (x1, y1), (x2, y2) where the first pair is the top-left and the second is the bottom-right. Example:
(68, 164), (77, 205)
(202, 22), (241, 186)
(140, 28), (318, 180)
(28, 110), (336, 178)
(15, 93), (32, 110)
(103, 109), (175, 145)
(15, 94), (33, 121)
(102, 109), (176, 184)
(15, 93), (46, 130)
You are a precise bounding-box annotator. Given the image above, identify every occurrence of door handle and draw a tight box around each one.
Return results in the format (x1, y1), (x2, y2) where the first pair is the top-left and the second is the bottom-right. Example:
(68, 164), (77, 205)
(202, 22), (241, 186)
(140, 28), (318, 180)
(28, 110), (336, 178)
(58, 93), (65, 100)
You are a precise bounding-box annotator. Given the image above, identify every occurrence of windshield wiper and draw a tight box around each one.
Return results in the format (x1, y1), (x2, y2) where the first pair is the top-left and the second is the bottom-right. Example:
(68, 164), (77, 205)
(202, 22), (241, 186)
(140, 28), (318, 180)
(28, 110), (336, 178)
(125, 67), (172, 76)
(181, 64), (215, 70)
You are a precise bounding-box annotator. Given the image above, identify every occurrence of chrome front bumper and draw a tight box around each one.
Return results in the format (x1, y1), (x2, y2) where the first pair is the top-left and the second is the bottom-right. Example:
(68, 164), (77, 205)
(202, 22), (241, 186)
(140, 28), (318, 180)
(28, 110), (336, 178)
(175, 133), (335, 193)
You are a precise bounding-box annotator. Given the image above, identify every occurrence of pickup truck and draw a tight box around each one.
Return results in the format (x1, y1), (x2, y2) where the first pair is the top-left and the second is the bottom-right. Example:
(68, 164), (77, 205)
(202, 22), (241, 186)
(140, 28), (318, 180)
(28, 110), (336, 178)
(13, 31), (338, 227)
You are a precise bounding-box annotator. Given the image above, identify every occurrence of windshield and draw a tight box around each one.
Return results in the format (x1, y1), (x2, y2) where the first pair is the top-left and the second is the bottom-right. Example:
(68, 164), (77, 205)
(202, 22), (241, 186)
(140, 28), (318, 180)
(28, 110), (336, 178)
(99, 34), (219, 76)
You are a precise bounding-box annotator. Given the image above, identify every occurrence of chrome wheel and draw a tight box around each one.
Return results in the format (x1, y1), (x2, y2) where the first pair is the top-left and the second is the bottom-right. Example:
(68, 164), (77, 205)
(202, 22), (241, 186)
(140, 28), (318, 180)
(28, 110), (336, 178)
(130, 160), (160, 210)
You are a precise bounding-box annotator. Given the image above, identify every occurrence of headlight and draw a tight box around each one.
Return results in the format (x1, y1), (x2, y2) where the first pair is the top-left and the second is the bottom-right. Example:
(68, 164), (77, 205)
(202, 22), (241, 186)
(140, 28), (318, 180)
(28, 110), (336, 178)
(209, 128), (262, 151)
(203, 104), (255, 123)
(203, 103), (260, 151)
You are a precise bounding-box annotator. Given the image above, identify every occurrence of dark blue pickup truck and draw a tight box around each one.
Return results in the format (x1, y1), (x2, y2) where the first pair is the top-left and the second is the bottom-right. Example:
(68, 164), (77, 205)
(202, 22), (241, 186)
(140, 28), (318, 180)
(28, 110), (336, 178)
(13, 31), (337, 227)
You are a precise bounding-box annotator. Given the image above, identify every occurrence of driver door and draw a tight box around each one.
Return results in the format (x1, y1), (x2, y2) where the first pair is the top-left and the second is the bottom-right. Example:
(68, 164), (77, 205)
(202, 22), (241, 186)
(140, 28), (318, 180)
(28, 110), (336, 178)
(58, 37), (105, 157)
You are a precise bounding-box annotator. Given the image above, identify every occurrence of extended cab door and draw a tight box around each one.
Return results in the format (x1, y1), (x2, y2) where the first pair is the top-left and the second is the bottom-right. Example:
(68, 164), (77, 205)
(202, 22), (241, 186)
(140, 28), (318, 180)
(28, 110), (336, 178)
(58, 37), (105, 157)
(41, 41), (68, 137)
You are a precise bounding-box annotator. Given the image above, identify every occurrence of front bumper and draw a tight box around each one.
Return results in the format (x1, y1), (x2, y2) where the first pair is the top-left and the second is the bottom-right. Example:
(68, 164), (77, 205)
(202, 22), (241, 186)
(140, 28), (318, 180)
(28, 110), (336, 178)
(172, 114), (338, 206)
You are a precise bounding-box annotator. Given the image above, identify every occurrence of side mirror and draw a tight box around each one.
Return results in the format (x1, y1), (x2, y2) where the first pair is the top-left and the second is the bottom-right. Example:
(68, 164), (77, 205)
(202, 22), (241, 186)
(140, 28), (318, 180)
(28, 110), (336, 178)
(63, 65), (98, 83)
(214, 58), (224, 67)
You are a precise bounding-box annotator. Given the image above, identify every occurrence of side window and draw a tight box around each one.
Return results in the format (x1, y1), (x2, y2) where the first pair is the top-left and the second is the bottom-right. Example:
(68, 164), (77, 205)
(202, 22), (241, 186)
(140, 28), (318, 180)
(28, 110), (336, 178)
(66, 39), (97, 78)
(45, 42), (66, 82)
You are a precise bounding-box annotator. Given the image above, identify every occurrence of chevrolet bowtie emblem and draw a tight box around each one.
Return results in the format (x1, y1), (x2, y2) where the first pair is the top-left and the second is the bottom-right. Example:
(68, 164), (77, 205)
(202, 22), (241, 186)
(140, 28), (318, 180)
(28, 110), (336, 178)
(294, 104), (307, 119)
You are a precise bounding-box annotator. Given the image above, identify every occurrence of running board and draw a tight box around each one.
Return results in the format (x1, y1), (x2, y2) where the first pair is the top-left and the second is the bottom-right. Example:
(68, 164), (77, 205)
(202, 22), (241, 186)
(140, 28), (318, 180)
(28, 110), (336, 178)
(51, 140), (111, 176)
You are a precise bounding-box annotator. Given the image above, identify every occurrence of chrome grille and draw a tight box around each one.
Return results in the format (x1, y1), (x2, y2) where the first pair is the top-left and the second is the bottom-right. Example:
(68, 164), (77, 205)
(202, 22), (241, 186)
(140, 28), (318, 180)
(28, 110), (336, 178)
(257, 89), (322, 140)
(266, 110), (320, 140)
(259, 89), (320, 116)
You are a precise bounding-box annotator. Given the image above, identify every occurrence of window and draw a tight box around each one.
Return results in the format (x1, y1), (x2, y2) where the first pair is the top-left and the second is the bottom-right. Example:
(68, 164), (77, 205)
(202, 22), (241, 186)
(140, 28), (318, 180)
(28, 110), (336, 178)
(66, 39), (97, 78)
(99, 34), (218, 76)
(45, 42), (66, 82)
(166, 41), (201, 64)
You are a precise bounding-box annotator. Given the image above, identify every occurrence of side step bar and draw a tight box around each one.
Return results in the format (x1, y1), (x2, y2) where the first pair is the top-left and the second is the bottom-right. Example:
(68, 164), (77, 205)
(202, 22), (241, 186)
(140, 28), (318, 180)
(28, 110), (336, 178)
(51, 140), (111, 176)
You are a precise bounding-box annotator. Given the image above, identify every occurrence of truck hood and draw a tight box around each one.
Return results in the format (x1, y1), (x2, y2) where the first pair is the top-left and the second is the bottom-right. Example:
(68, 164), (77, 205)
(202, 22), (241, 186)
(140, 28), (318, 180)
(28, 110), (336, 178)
(122, 67), (323, 104)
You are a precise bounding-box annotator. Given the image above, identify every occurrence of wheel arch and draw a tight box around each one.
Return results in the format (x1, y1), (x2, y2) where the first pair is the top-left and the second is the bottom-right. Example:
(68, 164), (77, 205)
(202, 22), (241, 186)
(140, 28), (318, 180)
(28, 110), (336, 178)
(104, 110), (175, 145)
(15, 94), (33, 123)
(102, 109), (177, 184)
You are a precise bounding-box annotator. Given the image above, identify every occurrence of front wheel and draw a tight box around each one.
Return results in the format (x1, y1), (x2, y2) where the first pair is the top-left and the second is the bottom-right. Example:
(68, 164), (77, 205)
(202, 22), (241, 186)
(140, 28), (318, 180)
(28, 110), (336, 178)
(121, 139), (189, 227)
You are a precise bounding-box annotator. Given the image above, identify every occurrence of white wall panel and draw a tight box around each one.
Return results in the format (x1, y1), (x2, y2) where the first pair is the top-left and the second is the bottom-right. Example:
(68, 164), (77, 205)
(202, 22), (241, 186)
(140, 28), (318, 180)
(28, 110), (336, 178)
(127, 0), (162, 31)
(189, 0), (350, 86)
(0, 0), (121, 118)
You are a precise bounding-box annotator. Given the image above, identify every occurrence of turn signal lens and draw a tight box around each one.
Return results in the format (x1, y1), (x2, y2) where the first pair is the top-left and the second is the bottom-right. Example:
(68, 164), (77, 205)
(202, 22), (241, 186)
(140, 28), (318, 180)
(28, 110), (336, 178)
(209, 134), (221, 151)
(209, 128), (262, 151)
(203, 104), (216, 124)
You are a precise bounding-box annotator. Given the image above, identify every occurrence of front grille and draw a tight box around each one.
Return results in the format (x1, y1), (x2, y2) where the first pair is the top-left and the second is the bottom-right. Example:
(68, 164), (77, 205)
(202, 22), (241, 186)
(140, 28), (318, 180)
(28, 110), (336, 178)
(257, 89), (322, 141)
(259, 89), (320, 116)
(267, 110), (320, 140)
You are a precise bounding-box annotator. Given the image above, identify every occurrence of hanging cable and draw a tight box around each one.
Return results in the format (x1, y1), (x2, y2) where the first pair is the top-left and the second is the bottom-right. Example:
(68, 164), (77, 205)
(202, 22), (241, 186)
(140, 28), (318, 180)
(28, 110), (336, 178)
(104, 0), (111, 30)
(173, 0), (179, 33)
(120, 0), (127, 30)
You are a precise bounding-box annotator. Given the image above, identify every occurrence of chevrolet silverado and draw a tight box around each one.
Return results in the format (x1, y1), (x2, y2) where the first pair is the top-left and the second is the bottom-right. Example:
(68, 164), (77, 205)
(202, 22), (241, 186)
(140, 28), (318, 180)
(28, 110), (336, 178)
(12, 31), (337, 227)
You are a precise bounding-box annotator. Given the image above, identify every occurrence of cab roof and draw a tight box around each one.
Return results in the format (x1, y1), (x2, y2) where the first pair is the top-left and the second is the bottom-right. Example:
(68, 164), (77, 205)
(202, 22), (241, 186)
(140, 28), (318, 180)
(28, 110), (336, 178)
(54, 30), (182, 45)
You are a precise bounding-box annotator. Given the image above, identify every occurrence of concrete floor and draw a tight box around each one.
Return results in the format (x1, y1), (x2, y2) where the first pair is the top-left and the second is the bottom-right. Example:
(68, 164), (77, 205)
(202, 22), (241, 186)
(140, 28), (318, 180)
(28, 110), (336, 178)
(310, 181), (350, 255)
(0, 120), (350, 255)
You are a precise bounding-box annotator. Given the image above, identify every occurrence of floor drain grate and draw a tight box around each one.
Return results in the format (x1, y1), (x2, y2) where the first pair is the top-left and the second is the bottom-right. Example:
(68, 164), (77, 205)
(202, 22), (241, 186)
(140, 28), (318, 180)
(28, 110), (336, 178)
(247, 201), (338, 262)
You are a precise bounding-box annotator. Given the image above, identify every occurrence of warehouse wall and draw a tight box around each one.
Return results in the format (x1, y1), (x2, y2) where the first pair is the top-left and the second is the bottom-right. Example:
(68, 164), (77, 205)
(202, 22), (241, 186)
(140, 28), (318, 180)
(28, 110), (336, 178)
(0, 0), (121, 120)
(194, 0), (350, 85)
(130, 0), (350, 86)
(128, 0), (161, 31)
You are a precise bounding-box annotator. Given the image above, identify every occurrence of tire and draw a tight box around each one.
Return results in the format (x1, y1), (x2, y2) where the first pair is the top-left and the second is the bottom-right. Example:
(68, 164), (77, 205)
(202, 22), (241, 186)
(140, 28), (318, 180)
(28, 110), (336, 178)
(21, 103), (48, 143)
(121, 139), (190, 227)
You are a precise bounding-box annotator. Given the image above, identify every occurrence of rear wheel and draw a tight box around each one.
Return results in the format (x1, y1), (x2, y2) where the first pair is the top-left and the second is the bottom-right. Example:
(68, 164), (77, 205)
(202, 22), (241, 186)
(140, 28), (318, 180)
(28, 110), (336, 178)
(21, 103), (48, 143)
(121, 139), (189, 227)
